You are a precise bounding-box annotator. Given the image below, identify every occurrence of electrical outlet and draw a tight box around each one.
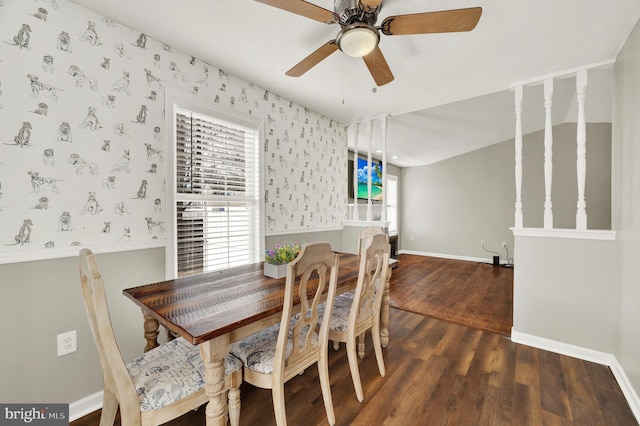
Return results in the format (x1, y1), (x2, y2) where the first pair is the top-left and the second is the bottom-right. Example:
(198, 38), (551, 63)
(481, 240), (485, 247)
(502, 241), (507, 248)
(57, 330), (77, 356)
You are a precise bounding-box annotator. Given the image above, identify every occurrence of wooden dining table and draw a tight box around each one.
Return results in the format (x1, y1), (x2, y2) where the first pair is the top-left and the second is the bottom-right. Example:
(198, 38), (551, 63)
(123, 252), (392, 426)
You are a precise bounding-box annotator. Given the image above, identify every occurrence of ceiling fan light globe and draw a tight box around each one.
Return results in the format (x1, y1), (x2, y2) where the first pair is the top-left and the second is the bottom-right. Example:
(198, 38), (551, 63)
(337, 26), (379, 58)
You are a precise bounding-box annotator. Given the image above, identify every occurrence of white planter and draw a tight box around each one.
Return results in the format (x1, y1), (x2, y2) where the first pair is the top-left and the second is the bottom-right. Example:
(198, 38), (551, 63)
(264, 262), (288, 279)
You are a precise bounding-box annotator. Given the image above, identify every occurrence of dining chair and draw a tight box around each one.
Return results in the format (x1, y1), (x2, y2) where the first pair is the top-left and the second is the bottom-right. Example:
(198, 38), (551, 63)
(79, 248), (243, 426)
(357, 226), (385, 256)
(326, 230), (390, 402)
(229, 241), (339, 426)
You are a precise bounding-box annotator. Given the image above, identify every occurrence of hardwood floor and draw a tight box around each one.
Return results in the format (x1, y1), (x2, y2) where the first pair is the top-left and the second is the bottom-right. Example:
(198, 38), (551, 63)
(390, 254), (513, 336)
(72, 255), (637, 426)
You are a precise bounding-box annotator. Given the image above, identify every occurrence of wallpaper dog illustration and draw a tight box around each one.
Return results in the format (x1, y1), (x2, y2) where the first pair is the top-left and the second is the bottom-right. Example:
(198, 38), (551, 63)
(57, 121), (72, 142)
(8, 122), (32, 147)
(6, 219), (33, 246)
(28, 171), (60, 193)
(79, 107), (102, 130)
(27, 74), (60, 100)
(79, 21), (102, 46)
(79, 192), (103, 215)
(56, 31), (71, 52)
(69, 154), (98, 175)
(6, 23), (31, 48)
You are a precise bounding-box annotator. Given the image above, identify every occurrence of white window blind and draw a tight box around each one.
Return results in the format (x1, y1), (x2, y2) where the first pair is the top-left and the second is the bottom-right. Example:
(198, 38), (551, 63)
(174, 108), (260, 277)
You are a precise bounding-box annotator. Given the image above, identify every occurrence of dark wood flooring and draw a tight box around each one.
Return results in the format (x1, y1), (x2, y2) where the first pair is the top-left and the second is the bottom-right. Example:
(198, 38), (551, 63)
(72, 255), (637, 426)
(390, 254), (513, 336)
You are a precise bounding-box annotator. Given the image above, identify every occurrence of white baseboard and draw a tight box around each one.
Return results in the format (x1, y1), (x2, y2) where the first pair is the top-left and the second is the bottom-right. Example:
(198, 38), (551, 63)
(511, 328), (640, 423)
(398, 250), (516, 266)
(511, 328), (615, 365)
(610, 357), (640, 422)
(70, 391), (103, 422)
(399, 249), (488, 264)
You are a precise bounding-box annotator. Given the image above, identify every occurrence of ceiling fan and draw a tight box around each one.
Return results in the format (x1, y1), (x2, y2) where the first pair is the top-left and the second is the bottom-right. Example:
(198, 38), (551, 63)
(256, 0), (483, 86)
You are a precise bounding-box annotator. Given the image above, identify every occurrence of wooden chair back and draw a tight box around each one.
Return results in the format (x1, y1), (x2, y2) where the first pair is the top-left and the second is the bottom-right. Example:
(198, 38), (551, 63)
(357, 226), (386, 256)
(261, 241), (339, 425)
(277, 241), (339, 383)
(79, 248), (141, 416)
(351, 232), (391, 337)
(80, 248), (243, 426)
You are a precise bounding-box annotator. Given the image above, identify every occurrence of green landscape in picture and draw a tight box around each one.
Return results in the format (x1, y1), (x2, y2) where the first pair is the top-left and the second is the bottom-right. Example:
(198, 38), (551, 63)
(357, 182), (383, 200)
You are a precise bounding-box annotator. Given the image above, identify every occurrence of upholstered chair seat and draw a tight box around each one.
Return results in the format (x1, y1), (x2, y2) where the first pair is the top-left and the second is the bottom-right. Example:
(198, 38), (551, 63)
(128, 336), (242, 411)
(318, 292), (353, 333)
(230, 318), (318, 375)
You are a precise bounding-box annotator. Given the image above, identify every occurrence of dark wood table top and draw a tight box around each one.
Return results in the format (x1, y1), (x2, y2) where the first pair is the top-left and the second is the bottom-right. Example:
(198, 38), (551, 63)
(123, 252), (361, 345)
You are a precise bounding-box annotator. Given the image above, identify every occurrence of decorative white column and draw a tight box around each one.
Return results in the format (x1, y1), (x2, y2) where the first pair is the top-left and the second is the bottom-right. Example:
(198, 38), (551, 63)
(543, 78), (554, 229)
(352, 123), (360, 221)
(366, 120), (373, 221)
(514, 86), (524, 228)
(576, 70), (588, 230)
(381, 116), (388, 223)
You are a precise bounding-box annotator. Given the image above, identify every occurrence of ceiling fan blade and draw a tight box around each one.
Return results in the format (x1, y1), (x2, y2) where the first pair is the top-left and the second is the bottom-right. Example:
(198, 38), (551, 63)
(255, 0), (336, 23)
(362, 46), (394, 86)
(380, 7), (482, 36)
(286, 40), (339, 77)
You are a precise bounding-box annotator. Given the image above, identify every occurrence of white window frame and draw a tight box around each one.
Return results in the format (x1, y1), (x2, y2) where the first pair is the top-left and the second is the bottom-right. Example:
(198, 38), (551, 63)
(164, 88), (264, 278)
(386, 174), (398, 236)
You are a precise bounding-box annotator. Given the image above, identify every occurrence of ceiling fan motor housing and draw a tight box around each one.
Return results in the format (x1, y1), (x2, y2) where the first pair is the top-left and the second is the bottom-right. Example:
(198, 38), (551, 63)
(334, 0), (380, 26)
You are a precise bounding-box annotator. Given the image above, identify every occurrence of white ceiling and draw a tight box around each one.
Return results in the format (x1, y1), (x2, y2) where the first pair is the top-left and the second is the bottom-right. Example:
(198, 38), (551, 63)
(70, 0), (640, 167)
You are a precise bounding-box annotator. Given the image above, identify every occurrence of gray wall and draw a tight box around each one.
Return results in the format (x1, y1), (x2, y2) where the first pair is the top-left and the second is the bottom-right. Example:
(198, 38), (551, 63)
(512, 234), (616, 353)
(401, 137), (513, 260)
(0, 248), (165, 403)
(400, 123), (611, 261)
(613, 19), (640, 403)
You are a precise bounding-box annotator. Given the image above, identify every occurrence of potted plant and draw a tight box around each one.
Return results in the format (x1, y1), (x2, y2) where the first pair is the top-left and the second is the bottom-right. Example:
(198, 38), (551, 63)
(264, 242), (303, 279)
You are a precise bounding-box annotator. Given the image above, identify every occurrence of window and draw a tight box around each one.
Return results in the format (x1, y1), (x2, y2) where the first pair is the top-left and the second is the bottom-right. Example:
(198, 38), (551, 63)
(386, 174), (398, 235)
(166, 90), (262, 278)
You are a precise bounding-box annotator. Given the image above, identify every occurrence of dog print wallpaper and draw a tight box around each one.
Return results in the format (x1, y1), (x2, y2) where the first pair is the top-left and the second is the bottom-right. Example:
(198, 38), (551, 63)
(0, 0), (347, 262)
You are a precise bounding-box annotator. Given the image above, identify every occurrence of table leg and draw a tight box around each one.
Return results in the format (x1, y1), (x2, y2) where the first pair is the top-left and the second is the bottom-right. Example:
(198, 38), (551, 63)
(200, 335), (230, 426)
(142, 310), (159, 352)
(380, 265), (391, 347)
